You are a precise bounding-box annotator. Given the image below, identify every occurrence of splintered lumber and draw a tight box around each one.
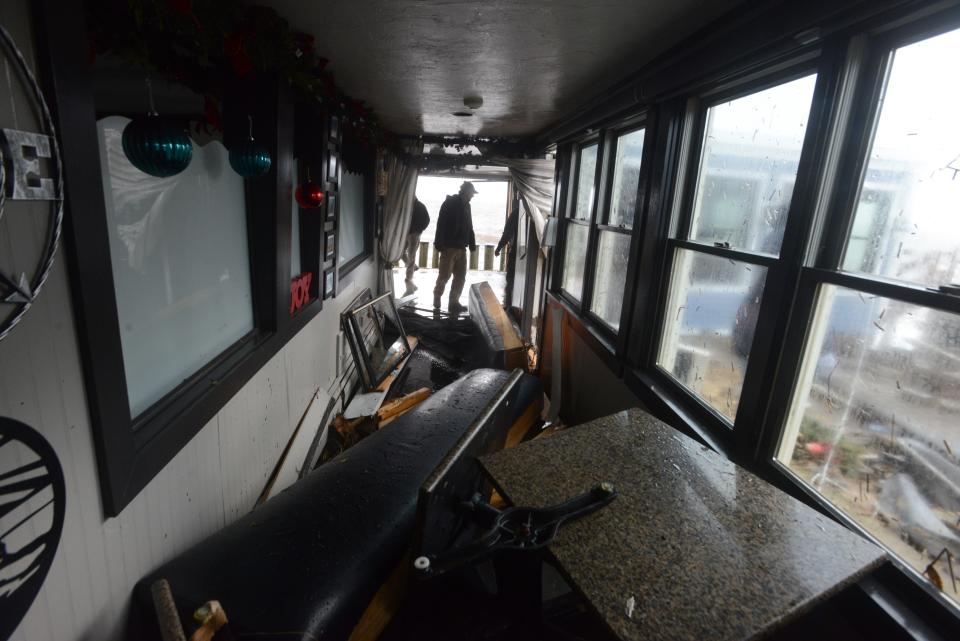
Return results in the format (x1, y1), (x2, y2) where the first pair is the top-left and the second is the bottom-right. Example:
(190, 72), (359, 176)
(376, 387), (432, 427)
(189, 601), (228, 641)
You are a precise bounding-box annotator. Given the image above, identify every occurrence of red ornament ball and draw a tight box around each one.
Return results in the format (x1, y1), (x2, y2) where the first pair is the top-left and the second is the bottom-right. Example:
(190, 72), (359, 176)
(295, 182), (324, 209)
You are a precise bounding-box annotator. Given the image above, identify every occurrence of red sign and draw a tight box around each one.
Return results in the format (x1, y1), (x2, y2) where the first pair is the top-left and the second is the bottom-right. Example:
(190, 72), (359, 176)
(290, 272), (313, 315)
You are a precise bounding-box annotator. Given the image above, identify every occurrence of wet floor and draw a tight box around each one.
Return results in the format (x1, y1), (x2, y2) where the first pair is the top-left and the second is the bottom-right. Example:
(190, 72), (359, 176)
(392, 267), (507, 310)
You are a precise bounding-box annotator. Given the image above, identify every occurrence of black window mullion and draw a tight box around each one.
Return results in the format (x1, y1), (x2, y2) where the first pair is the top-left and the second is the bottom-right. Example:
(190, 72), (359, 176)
(581, 132), (610, 317)
(733, 39), (852, 462)
(814, 43), (893, 270)
(672, 100), (707, 242)
(671, 238), (778, 268)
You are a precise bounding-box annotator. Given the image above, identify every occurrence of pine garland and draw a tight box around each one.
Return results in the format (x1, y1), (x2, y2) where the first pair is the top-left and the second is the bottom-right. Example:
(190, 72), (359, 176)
(86, 0), (392, 146)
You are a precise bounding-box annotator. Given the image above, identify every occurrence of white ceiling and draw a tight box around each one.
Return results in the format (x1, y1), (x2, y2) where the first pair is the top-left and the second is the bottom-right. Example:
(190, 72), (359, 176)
(264, 0), (744, 137)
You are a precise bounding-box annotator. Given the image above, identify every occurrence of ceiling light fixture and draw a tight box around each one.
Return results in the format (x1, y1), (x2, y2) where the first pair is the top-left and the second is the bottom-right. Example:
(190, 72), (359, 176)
(452, 111), (473, 117)
(463, 95), (483, 110)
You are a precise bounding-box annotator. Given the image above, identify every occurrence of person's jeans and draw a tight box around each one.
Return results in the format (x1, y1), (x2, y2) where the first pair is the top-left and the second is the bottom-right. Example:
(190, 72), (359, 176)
(402, 232), (421, 281)
(434, 247), (467, 306)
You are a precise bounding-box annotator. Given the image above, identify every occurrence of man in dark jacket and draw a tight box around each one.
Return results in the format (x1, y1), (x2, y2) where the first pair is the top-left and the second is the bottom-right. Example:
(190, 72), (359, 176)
(433, 181), (477, 313)
(402, 197), (430, 294)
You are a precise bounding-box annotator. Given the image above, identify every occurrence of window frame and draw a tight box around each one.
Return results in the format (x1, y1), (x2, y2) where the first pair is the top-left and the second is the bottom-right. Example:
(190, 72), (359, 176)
(557, 135), (603, 305)
(754, 11), (960, 614)
(545, 0), (960, 629)
(39, 2), (345, 515)
(552, 113), (655, 357)
(644, 60), (827, 441)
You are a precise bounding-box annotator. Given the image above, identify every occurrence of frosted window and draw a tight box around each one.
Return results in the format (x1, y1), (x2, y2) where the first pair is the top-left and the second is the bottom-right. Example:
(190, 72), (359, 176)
(96, 116), (254, 417)
(690, 75), (816, 254)
(779, 286), (960, 606)
(291, 195), (302, 278)
(608, 129), (646, 229)
(339, 170), (365, 266)
(591, 231), (631, 331)
(572, 144), (598, 221)
(562, 224), (589, 301)
(842, 28), (960, 287)
(658, 250), (767, 422)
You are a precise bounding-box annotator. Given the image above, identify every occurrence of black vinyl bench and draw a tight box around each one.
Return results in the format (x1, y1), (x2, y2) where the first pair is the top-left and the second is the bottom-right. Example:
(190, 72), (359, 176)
(132, 368), (542, 641)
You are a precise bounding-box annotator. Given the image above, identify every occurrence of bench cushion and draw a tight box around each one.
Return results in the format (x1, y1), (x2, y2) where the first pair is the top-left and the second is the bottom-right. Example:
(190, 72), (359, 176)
(134, 368), (541, 641)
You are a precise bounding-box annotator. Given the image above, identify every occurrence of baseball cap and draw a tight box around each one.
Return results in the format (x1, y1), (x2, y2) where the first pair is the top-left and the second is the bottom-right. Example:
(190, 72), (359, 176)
(460, 181), (478, 195)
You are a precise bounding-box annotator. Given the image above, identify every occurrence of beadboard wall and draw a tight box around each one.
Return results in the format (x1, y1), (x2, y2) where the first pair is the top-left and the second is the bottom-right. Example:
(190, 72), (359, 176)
(0, 3), (377, 639)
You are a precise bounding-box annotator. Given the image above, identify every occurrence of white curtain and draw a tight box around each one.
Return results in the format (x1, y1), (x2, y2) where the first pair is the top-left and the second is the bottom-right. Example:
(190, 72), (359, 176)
(491, 157), (555, 252)
(378, 153), (419, 294)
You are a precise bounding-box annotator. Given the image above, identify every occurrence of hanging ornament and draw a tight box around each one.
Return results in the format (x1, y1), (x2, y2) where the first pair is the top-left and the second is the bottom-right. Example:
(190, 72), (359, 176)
(230, 115), (272, 178)
(122, 79), (193, 178)
(295, 165), (324, 208)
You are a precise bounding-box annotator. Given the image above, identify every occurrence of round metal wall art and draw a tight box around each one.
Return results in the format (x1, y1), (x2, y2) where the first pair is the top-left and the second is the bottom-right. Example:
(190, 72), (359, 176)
(0, 25), (64, 343)
(0, 416), (67, 641)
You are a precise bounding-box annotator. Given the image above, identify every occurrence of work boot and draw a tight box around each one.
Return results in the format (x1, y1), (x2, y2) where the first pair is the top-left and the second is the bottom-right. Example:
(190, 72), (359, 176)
(448, 301), (465, 315)
(433, 294), (441, 309)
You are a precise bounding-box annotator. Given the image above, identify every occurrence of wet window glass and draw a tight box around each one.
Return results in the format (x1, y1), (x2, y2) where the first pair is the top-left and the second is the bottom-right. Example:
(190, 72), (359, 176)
(841, 28), (960, 288)
(778, 285), (960, 606)
(591, 231), (632, 330)
(562, 224), (589, 301)
(573, 144), (598, 221)
(657, 250), (767, 422)
(608, 129), (646, 229)
(689, 75), (816, 254)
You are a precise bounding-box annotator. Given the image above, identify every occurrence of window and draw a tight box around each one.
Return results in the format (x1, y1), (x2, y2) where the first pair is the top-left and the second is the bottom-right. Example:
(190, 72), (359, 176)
(590, 128), (646, 331)
(657, 75), (817, 423)
(339, 169), (366, 267)
(776, 26), (960, 607)
(559, 142), (600, 302)
(96, 116), (255, 417)
(558, 126), (648, 333)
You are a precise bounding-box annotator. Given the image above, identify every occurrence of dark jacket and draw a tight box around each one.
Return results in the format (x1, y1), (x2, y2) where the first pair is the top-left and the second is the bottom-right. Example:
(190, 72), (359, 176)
(434, 194), (476, 249)
(410, 199), (430, 235)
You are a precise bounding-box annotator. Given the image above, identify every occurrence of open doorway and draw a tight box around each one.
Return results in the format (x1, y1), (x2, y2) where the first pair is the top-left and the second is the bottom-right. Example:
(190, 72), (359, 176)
(394, 176), (510, 309)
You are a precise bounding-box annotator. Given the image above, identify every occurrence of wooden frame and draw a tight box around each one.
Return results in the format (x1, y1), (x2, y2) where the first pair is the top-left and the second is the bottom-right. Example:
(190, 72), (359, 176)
(33, 0), (336, 516)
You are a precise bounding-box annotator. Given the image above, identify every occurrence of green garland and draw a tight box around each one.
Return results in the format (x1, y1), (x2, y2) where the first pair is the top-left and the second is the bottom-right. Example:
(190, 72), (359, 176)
(86, 0), (392, 146)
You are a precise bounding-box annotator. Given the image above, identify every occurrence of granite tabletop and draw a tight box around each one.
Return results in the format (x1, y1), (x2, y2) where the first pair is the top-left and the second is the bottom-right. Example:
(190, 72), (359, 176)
(479, 408), (886, 641)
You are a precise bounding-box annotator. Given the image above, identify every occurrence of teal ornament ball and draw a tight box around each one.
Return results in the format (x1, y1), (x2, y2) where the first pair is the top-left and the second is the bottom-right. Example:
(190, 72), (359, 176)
(122, 116), (193, 178)
(229, 139), (272, 178)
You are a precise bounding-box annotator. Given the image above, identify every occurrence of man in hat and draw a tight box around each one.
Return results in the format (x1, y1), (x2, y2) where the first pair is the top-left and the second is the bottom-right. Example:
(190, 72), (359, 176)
(433, 181), (478, 314)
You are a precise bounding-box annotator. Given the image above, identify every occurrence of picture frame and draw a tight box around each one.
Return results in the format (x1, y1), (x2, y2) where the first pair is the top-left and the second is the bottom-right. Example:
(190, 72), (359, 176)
(343, 293), (411, 390)
(324, 230), (336, 262)
(329, 114), (340, 142)
(323, 268), (336, 300)
(327, 150), (339, 188)
(325, 191), (337, 222)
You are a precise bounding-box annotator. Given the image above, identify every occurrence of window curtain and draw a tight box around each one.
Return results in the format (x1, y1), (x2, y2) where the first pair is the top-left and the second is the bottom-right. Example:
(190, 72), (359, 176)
(378, 152), (419, 294)
(492, 157), (555, 253)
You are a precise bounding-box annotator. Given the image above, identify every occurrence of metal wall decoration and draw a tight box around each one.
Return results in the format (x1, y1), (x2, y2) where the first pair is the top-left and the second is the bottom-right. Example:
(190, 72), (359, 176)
(0, 25), (64, 342)
(0, 417), (66, 641)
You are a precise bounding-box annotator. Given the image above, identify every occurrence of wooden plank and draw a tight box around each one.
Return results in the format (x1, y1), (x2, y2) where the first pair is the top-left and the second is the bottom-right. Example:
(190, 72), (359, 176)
(504, 395), (543, 449)
(257, 387), (331, 505)
(346, 555), (410, 641)
(376, 387), (431, 424)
